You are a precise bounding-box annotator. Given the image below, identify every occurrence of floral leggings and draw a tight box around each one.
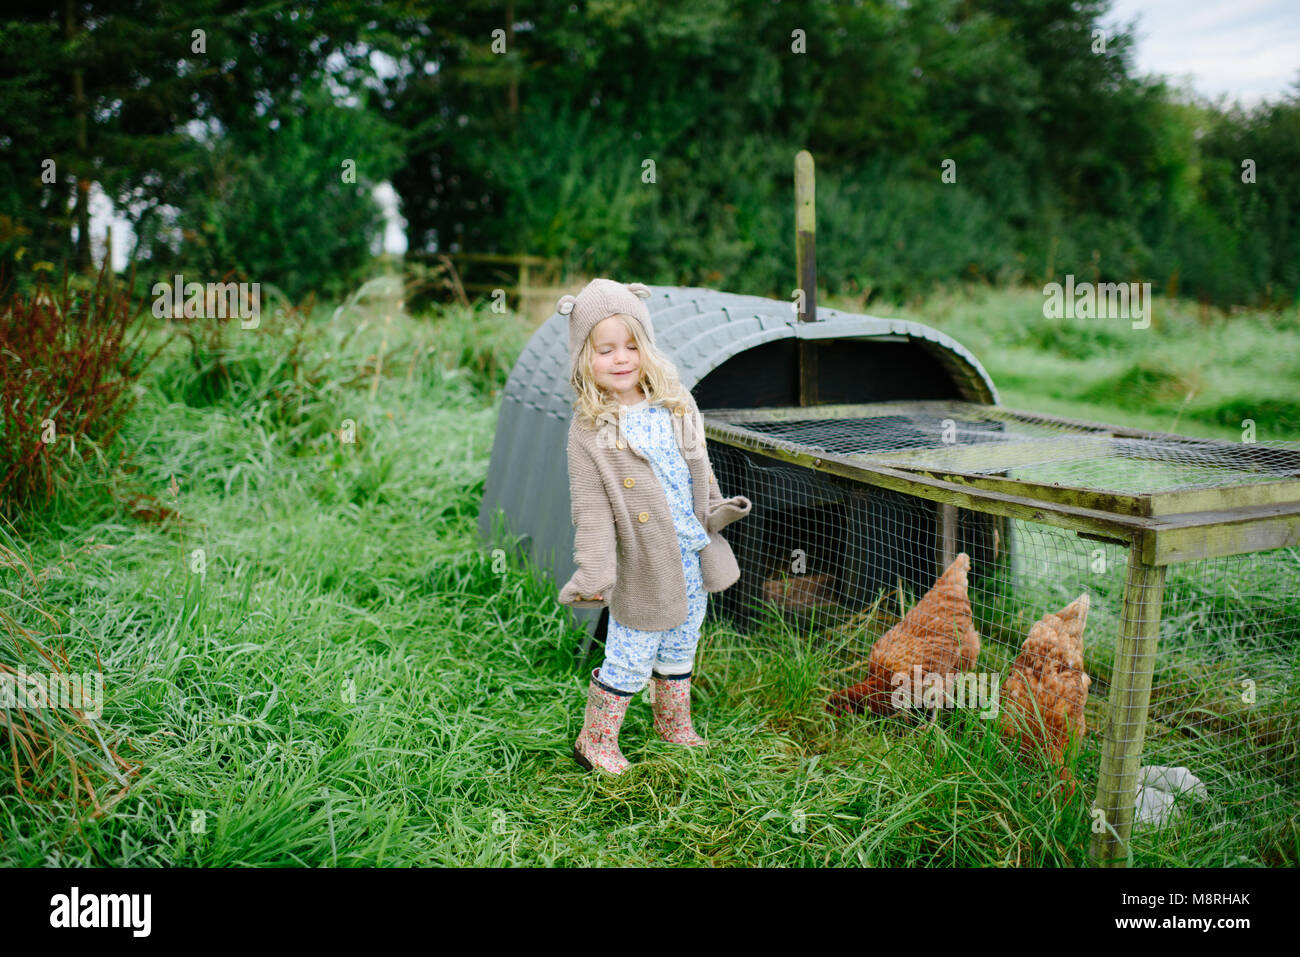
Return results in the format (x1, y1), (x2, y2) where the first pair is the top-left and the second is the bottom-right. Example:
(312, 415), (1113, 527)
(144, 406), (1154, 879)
(597, 538), (708, 694)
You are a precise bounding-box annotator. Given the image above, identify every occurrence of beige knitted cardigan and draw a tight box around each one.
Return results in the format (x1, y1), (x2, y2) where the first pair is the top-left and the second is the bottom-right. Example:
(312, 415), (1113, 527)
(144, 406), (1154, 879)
(558, 390), (752, 631)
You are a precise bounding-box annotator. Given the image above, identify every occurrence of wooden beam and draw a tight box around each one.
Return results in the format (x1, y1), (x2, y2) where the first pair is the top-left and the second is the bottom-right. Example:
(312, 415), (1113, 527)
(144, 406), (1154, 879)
(1140, 503), (1300, 565)
(795, 150), (818, 407)
(1091, 549), (1166, 867)
(795, 150), (816, 325)
(895, 466), (1151, 517)
(860, 457), (1300, 566)
(938, 502), (958, 571)
(1144, 479), (1300, 516)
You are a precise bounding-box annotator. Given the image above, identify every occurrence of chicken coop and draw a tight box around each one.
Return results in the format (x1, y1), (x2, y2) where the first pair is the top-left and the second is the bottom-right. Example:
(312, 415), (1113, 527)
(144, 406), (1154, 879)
(702, 399), (1300, 866)
(479, 154), (1300, 866)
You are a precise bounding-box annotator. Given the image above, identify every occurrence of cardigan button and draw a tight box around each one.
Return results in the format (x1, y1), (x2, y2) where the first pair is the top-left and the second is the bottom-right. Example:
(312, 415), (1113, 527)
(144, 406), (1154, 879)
(638, 512), (649, 523)
(624, 477), (635, 488)
(617, 440), (626, 450)
(674, 406), (685, 416)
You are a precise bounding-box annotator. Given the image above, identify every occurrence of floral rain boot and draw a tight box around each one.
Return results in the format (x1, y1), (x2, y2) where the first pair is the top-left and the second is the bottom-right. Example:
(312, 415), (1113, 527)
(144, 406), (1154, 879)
(573, 669), (632, 774)
(650, 671), (708, 746)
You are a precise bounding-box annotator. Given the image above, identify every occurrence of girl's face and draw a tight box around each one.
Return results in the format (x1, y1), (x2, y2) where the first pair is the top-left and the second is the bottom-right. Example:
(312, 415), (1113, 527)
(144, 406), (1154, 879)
(590, 316), (645, 404)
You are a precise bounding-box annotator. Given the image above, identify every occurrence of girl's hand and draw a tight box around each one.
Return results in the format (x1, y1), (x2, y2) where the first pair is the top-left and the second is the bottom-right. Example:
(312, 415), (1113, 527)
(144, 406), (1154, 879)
(705, 494), (752, 533)
(558, 575), (613, 606)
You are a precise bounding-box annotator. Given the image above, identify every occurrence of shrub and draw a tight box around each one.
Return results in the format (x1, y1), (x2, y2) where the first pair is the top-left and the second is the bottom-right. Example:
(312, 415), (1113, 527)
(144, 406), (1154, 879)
(0, 266), (165, 525)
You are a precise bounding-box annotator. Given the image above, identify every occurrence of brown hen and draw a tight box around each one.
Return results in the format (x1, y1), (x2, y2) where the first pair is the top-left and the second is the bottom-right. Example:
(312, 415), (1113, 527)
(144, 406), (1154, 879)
(828, 553), (981, 715)
(1000, 593), (1092, 794)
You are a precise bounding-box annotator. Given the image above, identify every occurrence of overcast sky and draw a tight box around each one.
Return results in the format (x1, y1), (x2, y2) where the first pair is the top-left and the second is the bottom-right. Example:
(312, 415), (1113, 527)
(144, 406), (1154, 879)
(1105, 0), (1299, 106)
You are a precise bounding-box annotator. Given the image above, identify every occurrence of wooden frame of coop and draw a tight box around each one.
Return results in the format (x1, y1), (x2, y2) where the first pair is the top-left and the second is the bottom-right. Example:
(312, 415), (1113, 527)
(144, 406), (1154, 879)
(700, 400), (1300, 867)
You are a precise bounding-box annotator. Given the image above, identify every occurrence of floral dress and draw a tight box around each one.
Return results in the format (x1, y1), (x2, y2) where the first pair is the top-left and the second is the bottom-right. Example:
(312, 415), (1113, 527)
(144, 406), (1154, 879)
(596, 397), (711, 694)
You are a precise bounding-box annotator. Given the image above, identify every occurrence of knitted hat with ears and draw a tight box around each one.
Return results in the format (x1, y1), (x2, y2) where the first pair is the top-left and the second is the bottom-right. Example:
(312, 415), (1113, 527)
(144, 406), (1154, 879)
(557, 278), (654, 379)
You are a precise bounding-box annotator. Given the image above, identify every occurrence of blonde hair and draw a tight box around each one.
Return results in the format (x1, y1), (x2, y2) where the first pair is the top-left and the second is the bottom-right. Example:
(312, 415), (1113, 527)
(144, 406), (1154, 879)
(569, 314), (694, 429)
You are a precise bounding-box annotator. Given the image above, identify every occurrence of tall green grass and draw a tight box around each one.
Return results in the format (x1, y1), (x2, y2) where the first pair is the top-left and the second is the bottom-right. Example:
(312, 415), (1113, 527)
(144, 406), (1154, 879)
(2, 286), (1296, 866)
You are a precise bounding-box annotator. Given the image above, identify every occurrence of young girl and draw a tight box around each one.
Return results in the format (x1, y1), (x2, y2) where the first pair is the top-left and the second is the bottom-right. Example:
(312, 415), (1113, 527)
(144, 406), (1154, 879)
(556, 278), (752, 774)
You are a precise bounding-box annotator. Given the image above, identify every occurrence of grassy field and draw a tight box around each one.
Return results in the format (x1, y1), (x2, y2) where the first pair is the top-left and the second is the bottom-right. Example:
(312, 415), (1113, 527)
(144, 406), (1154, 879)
(878, 285), (1300, 442)
(2, 283), (1297, 866)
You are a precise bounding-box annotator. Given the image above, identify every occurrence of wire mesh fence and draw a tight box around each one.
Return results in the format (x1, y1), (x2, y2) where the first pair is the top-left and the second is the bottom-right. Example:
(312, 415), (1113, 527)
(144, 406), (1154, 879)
(702, 400), (1300, 864)
(717, 399), (1300, 495)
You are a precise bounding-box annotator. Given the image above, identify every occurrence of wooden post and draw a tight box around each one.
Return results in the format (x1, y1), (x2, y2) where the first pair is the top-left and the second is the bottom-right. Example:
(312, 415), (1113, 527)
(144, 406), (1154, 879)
(795, 150), (818, 406)
(1090, 544), (1166, 866)
(938, 503), (958, 573)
